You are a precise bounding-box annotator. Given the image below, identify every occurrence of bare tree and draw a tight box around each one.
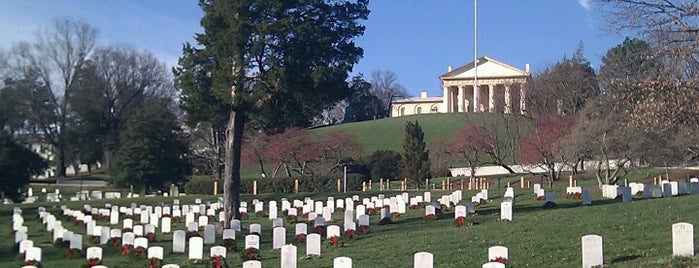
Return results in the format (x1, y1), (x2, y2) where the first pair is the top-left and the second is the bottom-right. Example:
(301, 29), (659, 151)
(3, 18), (97, 177)
(597, 1), (699, 66)
(71, 45), (176, 168)
(370, 70), (408, 117)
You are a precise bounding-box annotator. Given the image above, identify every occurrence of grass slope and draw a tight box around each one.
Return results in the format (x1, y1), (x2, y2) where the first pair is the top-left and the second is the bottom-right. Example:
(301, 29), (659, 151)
(4, 175), (699, 267)
(310, 113), (477, 155)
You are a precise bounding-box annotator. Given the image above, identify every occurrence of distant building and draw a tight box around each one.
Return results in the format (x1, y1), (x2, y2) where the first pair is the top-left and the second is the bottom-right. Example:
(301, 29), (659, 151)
(391, 56), (531, 117)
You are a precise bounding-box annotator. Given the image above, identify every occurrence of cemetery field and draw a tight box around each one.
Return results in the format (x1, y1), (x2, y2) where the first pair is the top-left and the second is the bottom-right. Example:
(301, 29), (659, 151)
(5, 180), (699, 268)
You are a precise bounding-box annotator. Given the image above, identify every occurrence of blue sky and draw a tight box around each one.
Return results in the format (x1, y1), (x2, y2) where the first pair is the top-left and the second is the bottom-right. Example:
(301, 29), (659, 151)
(0, 0), (623, 98)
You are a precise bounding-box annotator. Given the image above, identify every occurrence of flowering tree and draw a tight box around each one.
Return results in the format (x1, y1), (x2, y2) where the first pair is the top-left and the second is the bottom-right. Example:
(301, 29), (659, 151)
(519, 115), (576, 181)
(319, 129), (362, 172)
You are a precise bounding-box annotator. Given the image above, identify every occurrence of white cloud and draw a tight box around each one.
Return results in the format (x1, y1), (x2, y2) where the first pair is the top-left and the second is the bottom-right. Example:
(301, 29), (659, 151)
(578, 0), (592, 10)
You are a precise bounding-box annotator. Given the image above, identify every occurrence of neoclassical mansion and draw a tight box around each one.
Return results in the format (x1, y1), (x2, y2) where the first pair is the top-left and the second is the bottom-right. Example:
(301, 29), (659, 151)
(391, 56), (530, 117)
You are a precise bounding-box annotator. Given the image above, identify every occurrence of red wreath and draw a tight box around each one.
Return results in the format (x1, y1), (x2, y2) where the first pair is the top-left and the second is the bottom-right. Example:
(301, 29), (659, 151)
(120, 244), (131, 255)
(314, 226), (324, 234)
(358, 225), (368, 234)
(212, 256), (223, 268)
(391, 212), (399, 219)
(410, 205), (417, 210)
(295, 233), (306, 242)
(345, 229), (355, 239)
(328, 236), (339, 246)
(147, 258), (159, 268)
(425, 214), (434, 220)
(111, 237), (121, 247)
(366, 208), (374, 215)
(134, 246), (145, 259)
(490, 257), (507, 264)
(87, 257), (101, 267)
(456, 216), (466, 227)
(146, 232), (155, 242)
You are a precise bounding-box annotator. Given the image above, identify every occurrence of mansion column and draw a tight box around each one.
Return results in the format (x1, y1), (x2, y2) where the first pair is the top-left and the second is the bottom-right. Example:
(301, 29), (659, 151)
(504, 85), (511, 114)
(520, 86), (527, 114)
(488, 84), (495, 113)
(472, 85), (479, 112)
(457, 86), (465, 112)
(442, 87), (450, 113)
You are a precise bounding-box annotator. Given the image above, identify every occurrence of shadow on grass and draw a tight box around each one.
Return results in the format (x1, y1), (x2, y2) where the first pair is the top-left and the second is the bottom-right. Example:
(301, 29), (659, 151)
(610, 254), (643, 264)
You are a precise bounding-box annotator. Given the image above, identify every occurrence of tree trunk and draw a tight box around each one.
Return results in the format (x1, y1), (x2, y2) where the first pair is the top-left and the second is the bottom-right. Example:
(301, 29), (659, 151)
(223, 110), (246, 228)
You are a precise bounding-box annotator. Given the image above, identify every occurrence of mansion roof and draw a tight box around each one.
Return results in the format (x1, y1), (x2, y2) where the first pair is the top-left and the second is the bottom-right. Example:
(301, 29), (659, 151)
(440, 56), (530, 81)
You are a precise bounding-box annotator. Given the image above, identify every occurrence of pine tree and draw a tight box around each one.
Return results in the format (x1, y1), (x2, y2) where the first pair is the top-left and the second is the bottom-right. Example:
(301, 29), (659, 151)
(402, 120), (431, 188)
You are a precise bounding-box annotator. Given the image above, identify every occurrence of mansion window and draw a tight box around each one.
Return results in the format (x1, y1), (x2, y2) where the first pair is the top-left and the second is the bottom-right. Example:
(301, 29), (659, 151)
(416, 107), (422, 114)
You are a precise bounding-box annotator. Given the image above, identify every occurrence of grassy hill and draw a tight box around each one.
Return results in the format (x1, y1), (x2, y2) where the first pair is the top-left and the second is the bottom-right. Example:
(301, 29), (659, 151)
(310, 113), (480, 155)
(239, 113), (531, 178)
(6, 174), (699, 267)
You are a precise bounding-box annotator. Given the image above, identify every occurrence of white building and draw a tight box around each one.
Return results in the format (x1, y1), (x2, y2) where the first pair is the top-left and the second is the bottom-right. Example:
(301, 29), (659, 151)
(392, 56), (531, 117)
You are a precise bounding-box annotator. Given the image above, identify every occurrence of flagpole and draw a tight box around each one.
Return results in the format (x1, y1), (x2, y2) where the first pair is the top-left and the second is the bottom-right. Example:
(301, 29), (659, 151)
(473, 0), (478, 112)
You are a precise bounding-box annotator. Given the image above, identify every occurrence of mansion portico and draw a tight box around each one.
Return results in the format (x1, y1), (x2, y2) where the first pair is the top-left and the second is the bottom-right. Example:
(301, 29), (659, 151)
(392, 56), (530, 117)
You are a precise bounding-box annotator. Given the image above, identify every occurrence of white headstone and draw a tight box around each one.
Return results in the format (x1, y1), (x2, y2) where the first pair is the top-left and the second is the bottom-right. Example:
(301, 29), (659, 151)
(306, 233), (321, 257)
(673, 222), (695, 257)
(161, 217), (172, 233)
(281, 245), (297, 268)
(198, 215), (209, 227)
(581, 234), (603, 268)
(242, 260), (262, 268)
(273, 227), (286, 249)
(133, 225), (144, 237)
(172, 230), (186, 253)
(204, 224), (216, 245)
(334, 256), (353, 268)
(70, 234), (83, 250)
(245, 235), (260, 250)
(500, 202), (513, 222)
(134, 237), (148, 250)
(25, 247), (41, 262)
(210, 246), (227, 257)
(414, 251), (433, 268)
(86, 246), (102, 260)
(19, 240), (33, 254)
(100, 226), (110, 245)
(250, 223), (262, 235)
(488, 246), (508, 261)
(425, 205), (435, 217)
(455, 205), (466, 218)
(295, 223), (307, 235)
(148, 246), (164, 260)
(327, 225), (341, 238)
(482, 262), (506, 268)
(188, 237), (204, 260)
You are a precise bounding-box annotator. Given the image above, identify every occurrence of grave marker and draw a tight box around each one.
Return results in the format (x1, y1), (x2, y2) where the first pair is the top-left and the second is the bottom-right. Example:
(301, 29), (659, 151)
(673, 222), (694, 257)
(581, 234), (603, 268)
(306, 233), (321, 257)
(281, 245), (297, 268)
(188, 237), (204, 260)
(414, 251), (433, 268)
(172, 230), (186, 253)
(273, 227), (286, 249)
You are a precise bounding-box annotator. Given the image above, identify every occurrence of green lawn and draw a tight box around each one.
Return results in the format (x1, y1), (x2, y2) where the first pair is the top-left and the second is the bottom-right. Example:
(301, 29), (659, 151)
(4, 175), (699, 267)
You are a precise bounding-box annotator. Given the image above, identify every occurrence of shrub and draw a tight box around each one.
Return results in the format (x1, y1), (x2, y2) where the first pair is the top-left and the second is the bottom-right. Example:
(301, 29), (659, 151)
(185, 177), (219, 194)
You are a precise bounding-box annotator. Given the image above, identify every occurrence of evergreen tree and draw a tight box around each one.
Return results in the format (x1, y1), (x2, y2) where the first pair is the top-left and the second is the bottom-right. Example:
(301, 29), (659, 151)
(109, 100), (192, 192)
(401, 120), (431, 188)
(175, 0), (369, 225)
(0, 132), (47, 202)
